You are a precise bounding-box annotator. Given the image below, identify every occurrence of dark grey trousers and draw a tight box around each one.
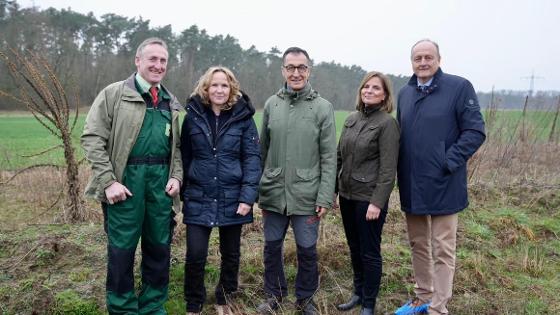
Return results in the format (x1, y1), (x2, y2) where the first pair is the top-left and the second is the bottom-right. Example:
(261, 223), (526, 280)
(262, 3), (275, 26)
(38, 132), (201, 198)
(262, 210), (320, 301)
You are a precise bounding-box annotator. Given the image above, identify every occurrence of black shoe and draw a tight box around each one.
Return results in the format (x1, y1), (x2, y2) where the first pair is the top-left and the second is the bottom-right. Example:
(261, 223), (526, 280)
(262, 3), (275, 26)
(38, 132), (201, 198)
(257, 297), (281, 315)
(360, 307), (374, 315)
(336, 294), (361, 311)
(296, 299), (319, 315)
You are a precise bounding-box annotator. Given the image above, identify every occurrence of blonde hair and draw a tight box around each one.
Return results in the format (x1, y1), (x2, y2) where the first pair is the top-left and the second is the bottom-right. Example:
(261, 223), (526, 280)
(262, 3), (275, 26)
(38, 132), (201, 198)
(192, 66), (241, 110)
(355, 71), (394, 113)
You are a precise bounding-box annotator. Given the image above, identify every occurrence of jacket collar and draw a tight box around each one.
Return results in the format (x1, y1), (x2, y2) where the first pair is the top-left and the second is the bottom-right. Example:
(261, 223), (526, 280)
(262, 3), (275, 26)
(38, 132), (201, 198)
(362, 105), (381, 117)
(276, 82), (319, 101)
(407, 67), (443, 95)
(122, 73), (182, 111)
(187, 91), (255, 120)
(123, 74), (142, 98)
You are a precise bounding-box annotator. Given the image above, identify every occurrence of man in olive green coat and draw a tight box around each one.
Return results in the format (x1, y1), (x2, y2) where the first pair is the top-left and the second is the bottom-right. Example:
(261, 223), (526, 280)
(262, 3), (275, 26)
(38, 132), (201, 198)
(81, 37), (182, 314)
(257, 47), (337, 315)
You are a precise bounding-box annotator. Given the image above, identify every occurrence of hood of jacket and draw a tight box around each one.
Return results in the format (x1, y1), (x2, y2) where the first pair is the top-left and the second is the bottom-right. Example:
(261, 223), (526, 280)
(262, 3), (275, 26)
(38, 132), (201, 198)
(186, 91), (255, 120)
(275, 82), (319, 102)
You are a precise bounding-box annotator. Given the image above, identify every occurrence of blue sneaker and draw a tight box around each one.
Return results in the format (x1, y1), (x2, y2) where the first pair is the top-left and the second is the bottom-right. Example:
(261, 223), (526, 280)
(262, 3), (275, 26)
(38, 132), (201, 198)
(394, 298), (430, 315)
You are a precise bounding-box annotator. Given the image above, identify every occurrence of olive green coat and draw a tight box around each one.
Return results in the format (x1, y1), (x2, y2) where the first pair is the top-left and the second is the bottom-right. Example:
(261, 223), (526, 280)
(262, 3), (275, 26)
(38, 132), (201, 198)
(258, 83), (337, 215)
(336, 109), (399, 208)
(81, 74), (183, 206)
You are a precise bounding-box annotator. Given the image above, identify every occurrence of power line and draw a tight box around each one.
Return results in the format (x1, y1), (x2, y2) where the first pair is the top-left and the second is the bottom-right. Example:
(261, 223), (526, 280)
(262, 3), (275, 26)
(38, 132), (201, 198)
(521, 70), (544, 96)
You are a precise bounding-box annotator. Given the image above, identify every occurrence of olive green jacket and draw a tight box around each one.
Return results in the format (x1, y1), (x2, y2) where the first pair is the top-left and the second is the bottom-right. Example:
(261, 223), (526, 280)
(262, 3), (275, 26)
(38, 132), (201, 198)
(81, 74), (183, 207)
(258, 83), (337, 215)
(337, 109), (399, 208)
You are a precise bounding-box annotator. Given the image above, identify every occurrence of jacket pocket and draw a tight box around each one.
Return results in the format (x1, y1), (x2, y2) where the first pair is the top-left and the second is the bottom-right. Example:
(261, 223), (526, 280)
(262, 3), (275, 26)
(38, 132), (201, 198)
(294, 167), (320, 207)
(419, 141), (446, 177)
(417, 141), (450, 207)
(220, 158), (242, 184)
(258, 167), (283, 206)
(223, 189), (241, 218)
(359, 126), (380, 153)
(344, 119), (357, 128)
(366, 125), (380, 137)
(351, 172), (377, 183)
(264, 167), (282, 178)
(189, 128), (209, 153)
(223, 129), (242, 153)
(295, 167), (320, 181)
(183, 187), (205, 216)
(259, 167), (283, 193)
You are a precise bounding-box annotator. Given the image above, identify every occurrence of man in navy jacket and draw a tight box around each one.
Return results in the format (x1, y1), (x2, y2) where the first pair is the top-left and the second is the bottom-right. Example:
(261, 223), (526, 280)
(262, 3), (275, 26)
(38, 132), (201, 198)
(395, 39), (485, 315)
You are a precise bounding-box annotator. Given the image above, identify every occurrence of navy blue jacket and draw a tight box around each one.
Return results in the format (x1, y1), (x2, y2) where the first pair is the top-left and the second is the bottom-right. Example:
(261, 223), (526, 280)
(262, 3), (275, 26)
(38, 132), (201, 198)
(181, 92), (261, 227)
(397, 68), (485, 215)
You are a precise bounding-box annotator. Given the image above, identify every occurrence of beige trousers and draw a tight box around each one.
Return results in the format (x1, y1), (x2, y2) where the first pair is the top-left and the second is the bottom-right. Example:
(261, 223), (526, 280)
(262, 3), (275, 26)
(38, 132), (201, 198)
(405, 213), (459, 315)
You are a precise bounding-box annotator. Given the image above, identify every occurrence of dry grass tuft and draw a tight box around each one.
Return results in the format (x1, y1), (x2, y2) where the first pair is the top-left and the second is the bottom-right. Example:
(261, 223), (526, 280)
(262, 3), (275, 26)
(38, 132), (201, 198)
(0, 165), (101, 229)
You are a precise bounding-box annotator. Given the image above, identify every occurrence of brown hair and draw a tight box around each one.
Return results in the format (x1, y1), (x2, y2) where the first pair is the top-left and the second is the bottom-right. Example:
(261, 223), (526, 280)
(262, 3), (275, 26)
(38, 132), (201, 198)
(192, 66), (241, 110)
(355, 71), (394, 113)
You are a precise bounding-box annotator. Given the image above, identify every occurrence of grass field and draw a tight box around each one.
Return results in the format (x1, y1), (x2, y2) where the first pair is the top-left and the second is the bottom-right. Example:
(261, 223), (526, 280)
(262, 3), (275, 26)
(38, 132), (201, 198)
(0, 111), (351, 170)
(0, 110), (559, 314)
(0, 109), (557, 170)
(483, 108), (559, 142)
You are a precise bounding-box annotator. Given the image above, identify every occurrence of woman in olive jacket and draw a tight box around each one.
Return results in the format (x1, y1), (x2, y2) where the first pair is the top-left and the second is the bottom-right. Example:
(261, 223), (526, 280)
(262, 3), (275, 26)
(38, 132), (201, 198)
(335, 71), (400, 315)
(181, 66), (261, 315)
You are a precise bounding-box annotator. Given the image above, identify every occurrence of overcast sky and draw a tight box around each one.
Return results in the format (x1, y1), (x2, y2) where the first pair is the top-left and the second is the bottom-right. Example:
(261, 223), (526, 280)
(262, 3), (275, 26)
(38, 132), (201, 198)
(20, 0), (559, 92)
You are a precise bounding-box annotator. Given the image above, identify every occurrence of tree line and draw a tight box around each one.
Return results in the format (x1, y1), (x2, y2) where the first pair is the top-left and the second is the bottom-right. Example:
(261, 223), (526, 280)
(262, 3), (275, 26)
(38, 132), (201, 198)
(0, 0), (409, 111)
(0, 0), (556, 111)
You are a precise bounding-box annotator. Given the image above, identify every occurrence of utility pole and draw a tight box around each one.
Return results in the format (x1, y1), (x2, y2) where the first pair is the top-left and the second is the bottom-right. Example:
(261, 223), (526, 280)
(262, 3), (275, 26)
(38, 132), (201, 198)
(521, 70), (544, 97)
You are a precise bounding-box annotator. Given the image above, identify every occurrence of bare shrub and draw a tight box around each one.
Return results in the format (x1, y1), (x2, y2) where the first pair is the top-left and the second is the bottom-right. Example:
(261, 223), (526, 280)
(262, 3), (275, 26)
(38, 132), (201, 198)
(0, 49), (85, 222)
(469, 94), (560, 189)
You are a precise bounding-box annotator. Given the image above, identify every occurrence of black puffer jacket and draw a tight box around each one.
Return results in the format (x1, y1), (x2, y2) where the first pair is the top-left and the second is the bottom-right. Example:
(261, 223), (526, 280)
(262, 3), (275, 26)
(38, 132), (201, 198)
(181, 92), (261, 227)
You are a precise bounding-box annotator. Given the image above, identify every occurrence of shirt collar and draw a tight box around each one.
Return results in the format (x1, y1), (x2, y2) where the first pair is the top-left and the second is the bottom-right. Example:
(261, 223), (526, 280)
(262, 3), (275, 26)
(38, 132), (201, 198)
(417, 77), (434, 88)
(135, 73), (161, 94)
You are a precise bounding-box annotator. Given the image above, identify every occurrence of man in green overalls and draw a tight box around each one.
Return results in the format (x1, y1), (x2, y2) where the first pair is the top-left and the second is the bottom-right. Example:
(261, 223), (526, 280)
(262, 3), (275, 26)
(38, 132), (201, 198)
(81, 37), (183, 314)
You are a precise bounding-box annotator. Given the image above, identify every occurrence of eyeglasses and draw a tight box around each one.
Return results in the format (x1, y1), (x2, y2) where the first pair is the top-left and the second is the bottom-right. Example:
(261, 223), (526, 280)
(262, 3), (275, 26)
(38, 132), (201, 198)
(283, 65), (309, 73)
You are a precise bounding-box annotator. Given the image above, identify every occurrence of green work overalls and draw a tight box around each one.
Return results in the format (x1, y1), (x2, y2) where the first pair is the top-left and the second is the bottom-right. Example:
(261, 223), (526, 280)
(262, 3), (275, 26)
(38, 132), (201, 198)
(105, 88), (175, 315)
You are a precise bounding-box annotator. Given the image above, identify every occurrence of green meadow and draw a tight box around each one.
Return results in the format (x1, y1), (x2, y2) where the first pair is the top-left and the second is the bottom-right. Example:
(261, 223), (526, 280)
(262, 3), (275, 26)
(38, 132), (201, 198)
(0, 111), (349, 170)
(0, 109), (557, 170)
(0, 109), (559, 314)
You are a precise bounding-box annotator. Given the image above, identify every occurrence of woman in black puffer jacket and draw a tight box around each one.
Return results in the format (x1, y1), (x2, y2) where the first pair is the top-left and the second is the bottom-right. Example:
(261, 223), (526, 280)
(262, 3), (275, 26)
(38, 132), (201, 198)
(181, 66), (261, 315)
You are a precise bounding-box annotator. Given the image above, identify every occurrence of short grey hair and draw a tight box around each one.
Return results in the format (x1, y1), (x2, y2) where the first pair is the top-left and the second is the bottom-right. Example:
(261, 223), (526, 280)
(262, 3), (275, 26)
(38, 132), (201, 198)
(136, 37), (168, 57)
(410, 39), (440, 59)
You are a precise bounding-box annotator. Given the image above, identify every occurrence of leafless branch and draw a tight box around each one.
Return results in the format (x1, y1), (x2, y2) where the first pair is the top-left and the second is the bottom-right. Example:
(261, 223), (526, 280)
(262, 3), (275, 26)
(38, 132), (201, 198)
(20, 145), (63, 158)
(0, 164), (62, 186)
